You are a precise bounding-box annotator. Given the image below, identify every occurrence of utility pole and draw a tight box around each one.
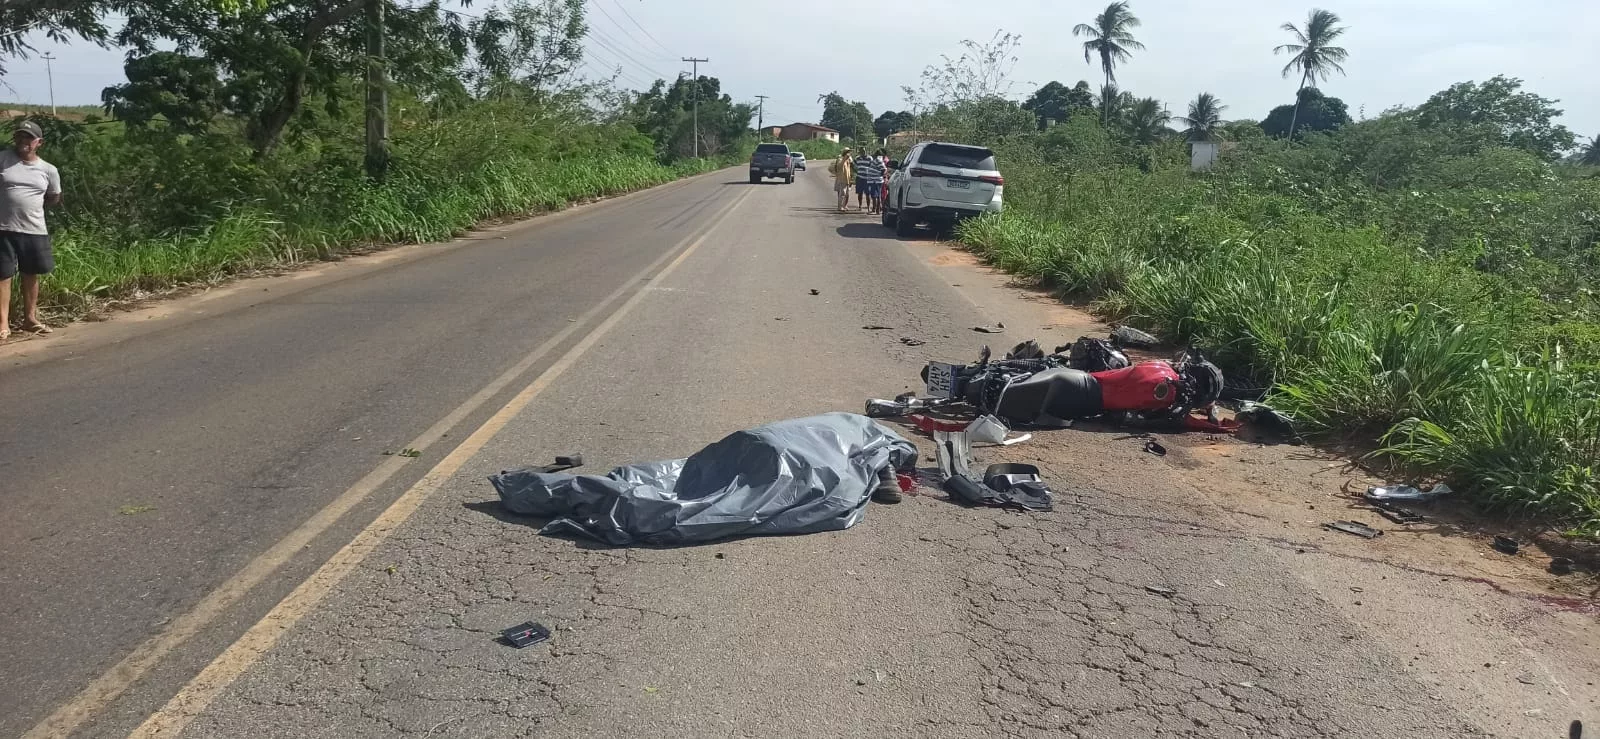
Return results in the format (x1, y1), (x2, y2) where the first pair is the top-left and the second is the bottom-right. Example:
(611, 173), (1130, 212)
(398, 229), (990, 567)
(41, 52), (56, 116)
(681, 57), (708, 158)
(754, 94), (768, 135)
(363, 0), (389, 180)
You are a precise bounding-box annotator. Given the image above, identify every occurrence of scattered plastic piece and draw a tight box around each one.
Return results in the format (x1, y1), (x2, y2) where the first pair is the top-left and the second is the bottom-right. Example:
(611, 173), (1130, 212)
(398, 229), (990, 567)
(501, 621), (551, 649)
(972, 324), (1005, 334)
(1111, 325), (1159, 348)
(1143, 439), (1167, 456)
(1492, 536), (1520, 555)
(1145, 585), (1177, 597)
(1364, 483), (1454, 502)
(862, 325), (893, 330)
(1324, 521), (1383, 539)
(900, 337), (925, 347)
(809, 289), (820, 295)
(1373, 504), (1423, 525)
(966, 415), (1031, 446)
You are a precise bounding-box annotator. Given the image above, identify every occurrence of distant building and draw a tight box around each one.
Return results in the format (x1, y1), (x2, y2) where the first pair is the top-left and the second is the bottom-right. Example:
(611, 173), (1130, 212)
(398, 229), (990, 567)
(777, 123), (840, 142)
(1190, 140), (1220, 171)
(762, 126), (783, 139)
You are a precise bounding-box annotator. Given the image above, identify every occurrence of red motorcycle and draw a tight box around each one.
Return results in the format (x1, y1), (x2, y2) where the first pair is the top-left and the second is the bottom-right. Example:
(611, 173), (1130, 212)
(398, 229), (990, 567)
(866, 340), (1227, 429)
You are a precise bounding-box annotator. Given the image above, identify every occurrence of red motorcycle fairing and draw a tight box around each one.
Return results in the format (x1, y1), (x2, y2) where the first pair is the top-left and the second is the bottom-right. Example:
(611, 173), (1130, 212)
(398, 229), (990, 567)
(1091, 362), (1182, 412)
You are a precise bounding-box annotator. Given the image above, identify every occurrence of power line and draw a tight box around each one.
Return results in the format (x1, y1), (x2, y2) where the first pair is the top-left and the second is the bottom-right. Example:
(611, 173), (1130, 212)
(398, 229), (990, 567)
(584, 27), (670, 80)
(585, 0), (673, 62)
(600, 0), (674, 57)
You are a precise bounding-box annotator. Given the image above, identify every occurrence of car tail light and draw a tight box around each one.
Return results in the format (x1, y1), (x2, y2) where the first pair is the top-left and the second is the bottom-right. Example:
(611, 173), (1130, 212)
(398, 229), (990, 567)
(909, 167), (942, 178)
(979, 174), (1004, 185)
(785, 156), (793, 166)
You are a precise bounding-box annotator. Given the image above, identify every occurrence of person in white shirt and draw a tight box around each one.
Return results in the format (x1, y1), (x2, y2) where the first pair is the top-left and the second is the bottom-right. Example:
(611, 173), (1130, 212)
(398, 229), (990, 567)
(0, 120), (62, 341)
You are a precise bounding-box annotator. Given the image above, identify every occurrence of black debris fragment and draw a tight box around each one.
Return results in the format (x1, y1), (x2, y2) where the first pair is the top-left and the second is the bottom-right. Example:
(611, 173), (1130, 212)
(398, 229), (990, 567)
(1324, 521), (1383, 539)
(900, 337), (925, 346)
(1143, 440), (1167, 457)
(500, 621), (551, 649)
(972, 323), (1005, 333)
(1145, 585), (1177, 598)
(1550, 557), (1575, 575)
(1492, 536), (1520, 555)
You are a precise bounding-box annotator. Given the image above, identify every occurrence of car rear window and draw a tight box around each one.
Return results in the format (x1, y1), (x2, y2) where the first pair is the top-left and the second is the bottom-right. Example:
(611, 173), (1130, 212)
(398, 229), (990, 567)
(919, 144), (996, 170)
(755, 144), (789, 154)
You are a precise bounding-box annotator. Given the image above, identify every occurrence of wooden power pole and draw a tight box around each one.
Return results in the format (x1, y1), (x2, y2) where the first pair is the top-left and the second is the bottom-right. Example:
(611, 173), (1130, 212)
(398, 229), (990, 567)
(681, 57), (708, 158)
(364, 0), (389, 180)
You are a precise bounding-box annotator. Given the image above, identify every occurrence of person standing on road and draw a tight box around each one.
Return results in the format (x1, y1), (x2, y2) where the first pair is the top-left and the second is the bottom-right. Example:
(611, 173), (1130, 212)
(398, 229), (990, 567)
(876, 149), (891, 211)
(853, 150), (884, 214)
(831, 147), (855, 212)
(0, 120), (62, 341)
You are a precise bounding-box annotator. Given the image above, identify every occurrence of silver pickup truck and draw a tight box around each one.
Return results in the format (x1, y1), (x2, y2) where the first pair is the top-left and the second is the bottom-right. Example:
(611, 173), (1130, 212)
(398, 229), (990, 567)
(749, 143), (795, 184)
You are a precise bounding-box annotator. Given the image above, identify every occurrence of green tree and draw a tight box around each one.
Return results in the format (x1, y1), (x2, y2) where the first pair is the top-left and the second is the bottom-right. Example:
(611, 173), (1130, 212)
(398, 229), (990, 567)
(101, 51), (223, 134)
(1261, 87), (1350, 138)
(1073, 2), (1143, 123)
(111, 0), (480, 158)
(1023, 80), (1097, 130)
(1217, 119), (1265, 143)
(1123, 96), (1170, 145)
(1097, 83), (1134, 126)
(1273, 8), (1348, 140)
(1581, 134), (1600, 166)
(629, 75), (752, 159)
(873, 110), (916, 139)
(467, 0), (585, 101)
(1413, 76), (1577, 161)
(1176, 92), (1226, 141)
(817, 91), (873, 141)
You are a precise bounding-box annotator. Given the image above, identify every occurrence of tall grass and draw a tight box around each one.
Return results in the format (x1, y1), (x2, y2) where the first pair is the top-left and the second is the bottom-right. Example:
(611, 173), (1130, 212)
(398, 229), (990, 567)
(956, 115), (1600, 533)
(30, 104), (736, 317)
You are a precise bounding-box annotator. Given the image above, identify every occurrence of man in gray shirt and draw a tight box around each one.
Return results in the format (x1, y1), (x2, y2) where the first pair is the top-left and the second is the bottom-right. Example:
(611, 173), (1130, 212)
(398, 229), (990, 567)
(1, 120), (62, 340)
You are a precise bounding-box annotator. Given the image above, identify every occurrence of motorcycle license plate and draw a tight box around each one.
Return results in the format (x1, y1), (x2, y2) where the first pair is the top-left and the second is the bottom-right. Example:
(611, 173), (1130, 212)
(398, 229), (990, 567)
(924, 362), (960, 399)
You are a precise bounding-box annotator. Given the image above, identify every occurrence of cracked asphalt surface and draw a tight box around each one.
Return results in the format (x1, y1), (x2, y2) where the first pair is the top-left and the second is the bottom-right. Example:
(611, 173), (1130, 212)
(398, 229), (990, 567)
(7, 166), (1593, 737)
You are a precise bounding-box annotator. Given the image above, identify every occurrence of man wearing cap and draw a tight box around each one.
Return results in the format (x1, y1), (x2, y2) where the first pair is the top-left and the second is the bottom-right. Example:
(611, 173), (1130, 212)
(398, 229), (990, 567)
(0, 120), (61, 340)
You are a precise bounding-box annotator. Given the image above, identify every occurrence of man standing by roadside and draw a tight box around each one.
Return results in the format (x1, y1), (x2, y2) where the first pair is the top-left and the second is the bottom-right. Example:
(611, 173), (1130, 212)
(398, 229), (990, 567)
(0, 120), (62, 341)
(853, 150), (884, 214)
(831, 147), (855, 212)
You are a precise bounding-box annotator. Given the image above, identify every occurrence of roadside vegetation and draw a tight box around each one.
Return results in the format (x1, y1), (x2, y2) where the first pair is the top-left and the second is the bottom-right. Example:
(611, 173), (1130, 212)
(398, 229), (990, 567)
(2, 0), (759, 319)
(893, 10), (1600, 534)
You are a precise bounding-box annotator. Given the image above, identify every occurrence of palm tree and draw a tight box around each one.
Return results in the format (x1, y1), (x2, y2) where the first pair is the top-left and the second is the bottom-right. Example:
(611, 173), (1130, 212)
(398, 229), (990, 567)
(1581, 134), (1600, 166)
(1097, 83), (1130, 125)
(1177, 92), (1227, 141)
(1274, 8), (1349, 139)
(1124, 97), (1171, 145)
(1074, 2), (1145, 124)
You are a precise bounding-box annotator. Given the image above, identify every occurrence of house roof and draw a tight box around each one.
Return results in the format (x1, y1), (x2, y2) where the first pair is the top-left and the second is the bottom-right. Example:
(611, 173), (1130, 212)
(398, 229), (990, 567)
(784, 122), (838, 132)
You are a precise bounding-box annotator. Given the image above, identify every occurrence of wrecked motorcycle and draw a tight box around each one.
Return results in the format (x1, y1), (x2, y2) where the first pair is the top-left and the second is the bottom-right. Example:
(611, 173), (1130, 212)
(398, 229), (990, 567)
(866, 340), (1224, 428)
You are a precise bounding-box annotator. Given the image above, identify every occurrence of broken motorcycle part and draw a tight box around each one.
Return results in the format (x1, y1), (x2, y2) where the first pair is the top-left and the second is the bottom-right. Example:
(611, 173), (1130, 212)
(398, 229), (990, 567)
(1111, 325), (1159, 348)
(1373, 505), (1424, 525)
(501, 622), (552, 648)
(1145, 585), (1177, 597)
(1143, 439), (1167, 456)
(1492, 536), (1520, 555)
(972, 324), (1005, 334)
(1324, 521), (1382, 539)
(1364, 483), (1453, 502)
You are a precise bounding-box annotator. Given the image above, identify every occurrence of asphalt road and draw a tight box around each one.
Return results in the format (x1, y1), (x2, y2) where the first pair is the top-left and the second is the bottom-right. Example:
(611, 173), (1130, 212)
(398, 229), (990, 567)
(1, 166), (1582, 737)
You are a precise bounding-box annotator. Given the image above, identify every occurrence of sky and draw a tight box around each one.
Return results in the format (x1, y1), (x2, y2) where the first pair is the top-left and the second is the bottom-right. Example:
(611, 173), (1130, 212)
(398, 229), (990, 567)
(4, 0), (1597, 140)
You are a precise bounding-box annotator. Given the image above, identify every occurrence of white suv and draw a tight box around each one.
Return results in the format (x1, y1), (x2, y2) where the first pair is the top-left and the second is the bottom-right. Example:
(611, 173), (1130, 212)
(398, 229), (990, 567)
(882, 142), (1003, 237)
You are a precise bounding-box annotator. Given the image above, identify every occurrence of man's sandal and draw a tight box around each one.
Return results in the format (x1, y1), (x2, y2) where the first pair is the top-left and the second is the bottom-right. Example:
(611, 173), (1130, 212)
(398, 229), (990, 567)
(22, 321), (51, 334)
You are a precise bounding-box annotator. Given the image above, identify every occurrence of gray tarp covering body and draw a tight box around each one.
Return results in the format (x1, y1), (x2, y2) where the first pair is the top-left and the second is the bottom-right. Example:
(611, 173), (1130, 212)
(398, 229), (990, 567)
(490, 413), (918, 546)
